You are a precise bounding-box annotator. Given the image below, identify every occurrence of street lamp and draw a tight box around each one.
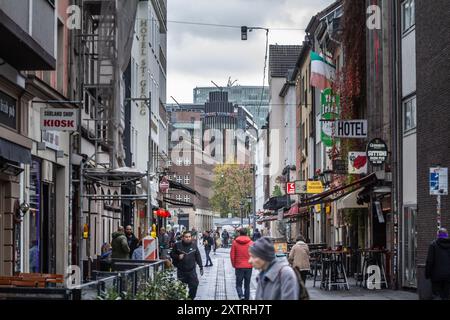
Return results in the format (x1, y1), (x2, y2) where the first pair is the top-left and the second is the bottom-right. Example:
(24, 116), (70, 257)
(319, 169), (334, 187)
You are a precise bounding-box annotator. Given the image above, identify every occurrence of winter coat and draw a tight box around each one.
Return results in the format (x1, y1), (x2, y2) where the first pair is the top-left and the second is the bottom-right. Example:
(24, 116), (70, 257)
(255, 258), (300, 300)
(170, 241), (203, 273)
(111, 232), (130, 259)
(203, 235), (214, 250)
(230, 236), (253, 269)
(126, 233), (139, 258)
(288, 241), (311, 271)
(425, 238), (450, 282)
(252, 231), (262, 241)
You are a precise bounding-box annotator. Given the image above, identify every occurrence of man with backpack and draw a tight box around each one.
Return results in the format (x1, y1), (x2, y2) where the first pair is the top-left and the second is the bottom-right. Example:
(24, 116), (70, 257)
(249, 236), (308, 300)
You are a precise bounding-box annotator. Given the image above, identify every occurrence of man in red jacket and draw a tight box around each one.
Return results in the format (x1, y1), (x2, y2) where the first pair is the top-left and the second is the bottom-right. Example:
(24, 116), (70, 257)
(230, 228), (254, 300)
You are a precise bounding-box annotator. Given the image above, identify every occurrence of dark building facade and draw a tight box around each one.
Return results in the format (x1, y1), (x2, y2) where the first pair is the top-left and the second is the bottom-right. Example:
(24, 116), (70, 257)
(416, 0), (450, 298)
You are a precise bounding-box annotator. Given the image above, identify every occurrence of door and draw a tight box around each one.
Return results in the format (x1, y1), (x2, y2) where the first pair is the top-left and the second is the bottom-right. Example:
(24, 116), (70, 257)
(41, 182), (56, 274)
(402, 206), (417, 288)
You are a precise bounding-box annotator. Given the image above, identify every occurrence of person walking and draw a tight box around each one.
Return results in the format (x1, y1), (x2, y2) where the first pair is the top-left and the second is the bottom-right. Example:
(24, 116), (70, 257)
(158, 227), (170, 259)
(170, 231), (204, 300)
(203, 231), (214, 267)
(426, 228), (450, 300)
(252, 228), (262, 241)
(288, 235), (311, 283)
(249, 237), (299, 300)
(111, 226), (130, 259)
(222, 229), (230, 248)
(125, 225), (139, 259)
(230, 228), (254, 300)
(213, 230), (221, 255)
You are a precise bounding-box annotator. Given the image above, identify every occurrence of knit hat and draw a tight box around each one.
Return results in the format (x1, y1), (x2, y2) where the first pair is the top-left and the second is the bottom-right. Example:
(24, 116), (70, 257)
(438, 228), (449, 239)
(249, 237), (275, 262)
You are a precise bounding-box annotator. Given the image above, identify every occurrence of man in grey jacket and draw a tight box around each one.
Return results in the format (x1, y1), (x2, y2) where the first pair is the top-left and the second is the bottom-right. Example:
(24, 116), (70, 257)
(249, 237), (299, 300)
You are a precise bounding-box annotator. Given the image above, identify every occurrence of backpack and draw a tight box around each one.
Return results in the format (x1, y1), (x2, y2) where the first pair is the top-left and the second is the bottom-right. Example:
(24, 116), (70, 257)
(279, 265), (310, 300)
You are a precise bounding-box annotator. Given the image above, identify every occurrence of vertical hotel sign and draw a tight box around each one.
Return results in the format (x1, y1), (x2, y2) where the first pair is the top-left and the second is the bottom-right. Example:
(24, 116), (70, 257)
(138, 7), (149, 116)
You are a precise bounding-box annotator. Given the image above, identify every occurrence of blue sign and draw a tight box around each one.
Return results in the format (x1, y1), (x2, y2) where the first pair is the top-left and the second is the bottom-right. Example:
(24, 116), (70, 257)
(430, 168), (448, 195)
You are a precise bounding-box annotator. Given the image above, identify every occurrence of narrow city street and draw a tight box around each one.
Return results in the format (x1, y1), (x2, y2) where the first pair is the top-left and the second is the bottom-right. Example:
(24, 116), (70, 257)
(195, 245), (418, 300)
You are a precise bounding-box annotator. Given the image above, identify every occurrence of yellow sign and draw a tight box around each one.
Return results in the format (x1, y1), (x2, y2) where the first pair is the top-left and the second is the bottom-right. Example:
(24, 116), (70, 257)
(307, 181), (324, 194)
(326, 204), (331, 214)
(315, 204), (321, 212)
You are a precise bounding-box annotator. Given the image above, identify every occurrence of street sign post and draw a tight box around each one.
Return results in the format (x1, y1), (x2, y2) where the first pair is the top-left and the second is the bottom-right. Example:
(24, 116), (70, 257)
(430, 167), (448, 231)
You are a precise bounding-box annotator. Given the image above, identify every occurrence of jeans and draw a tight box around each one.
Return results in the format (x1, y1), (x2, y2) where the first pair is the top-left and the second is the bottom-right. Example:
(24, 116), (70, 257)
(235, 268), (252, 300)
(205, 249), (213, 266)
(300, 270), (309, 284)
(432, 281), (450, 300)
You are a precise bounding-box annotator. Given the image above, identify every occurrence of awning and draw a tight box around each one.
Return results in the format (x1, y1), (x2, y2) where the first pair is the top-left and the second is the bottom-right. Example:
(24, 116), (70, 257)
(337, 188), (368, 210)
(168, 180), (198, 196)
(284, 202), (309, 218)
(263, 196), (294, 211)
(301, 173), (378, 206)
(0, 138), (31, 164)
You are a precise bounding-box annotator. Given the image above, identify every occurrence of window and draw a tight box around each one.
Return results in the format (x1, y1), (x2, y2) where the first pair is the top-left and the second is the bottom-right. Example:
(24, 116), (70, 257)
(403, 96), (416, 132)
(176, 175), (183, 183)
(402, 0), (415, 33)
(175, 194), (182, 201)
(167, 160), (172, 167)
(184, 158), (191, 166)
(184, 195), (191, 203)
(184, 175), (190, 185)
(177, 158), (183, 166)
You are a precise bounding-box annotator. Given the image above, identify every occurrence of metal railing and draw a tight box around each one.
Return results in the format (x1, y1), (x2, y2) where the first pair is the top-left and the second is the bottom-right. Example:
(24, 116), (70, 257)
(0, 260), (165, 300)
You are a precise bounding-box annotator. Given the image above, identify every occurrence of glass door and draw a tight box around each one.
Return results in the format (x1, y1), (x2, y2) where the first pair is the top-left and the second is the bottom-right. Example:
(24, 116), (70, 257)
(402, 206), (417, 288)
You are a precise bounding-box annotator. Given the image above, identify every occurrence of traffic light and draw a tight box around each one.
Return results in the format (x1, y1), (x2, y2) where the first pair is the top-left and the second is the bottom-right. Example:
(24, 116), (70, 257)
(241, 26), (248, 40)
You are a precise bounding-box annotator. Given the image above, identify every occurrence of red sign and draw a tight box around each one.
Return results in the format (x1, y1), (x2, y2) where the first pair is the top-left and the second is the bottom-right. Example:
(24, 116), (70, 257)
(159, 178), (170, 193)
(286, 182), (295, 195)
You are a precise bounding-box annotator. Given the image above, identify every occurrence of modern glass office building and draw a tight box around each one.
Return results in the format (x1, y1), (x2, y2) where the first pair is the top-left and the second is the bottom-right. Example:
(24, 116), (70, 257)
(193, 86), (269, 128)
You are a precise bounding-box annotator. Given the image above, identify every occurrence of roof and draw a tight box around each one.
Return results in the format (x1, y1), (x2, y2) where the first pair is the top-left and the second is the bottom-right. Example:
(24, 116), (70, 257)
(269, 45), (302, 78)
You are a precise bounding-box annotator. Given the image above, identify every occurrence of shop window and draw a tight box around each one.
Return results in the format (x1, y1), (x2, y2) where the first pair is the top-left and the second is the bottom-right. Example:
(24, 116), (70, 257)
(402, 0), (415, 34)
(403, 96), (416, 132)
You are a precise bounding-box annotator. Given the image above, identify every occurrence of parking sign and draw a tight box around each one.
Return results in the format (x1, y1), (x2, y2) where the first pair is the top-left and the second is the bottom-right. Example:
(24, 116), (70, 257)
(430, 167), (448, 195)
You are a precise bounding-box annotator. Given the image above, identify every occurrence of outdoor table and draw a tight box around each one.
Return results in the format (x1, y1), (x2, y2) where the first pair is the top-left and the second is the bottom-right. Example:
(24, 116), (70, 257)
(318, 250), (350, 291)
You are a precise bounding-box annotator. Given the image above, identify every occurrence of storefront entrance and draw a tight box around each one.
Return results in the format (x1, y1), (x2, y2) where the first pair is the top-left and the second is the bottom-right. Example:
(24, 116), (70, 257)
(402, 206), (417, 288)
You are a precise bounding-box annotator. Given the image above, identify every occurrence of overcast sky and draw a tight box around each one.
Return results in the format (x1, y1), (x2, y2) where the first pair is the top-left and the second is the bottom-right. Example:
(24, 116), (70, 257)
(167, 0), (334, 103)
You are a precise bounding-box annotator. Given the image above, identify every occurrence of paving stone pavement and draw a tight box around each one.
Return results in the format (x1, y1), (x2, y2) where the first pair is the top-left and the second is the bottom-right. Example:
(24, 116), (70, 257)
(192, 245), (418, 300)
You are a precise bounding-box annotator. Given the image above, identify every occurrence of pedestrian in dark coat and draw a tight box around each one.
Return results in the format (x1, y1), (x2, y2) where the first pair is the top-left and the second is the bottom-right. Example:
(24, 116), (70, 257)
(203, 231), (214, 267)
(252, 229), (262, 241)
(249, 237), (299, 300)
(170, 231), (204, 300)
(125, 225), (139, 259)
(426, 228), (450, 300)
